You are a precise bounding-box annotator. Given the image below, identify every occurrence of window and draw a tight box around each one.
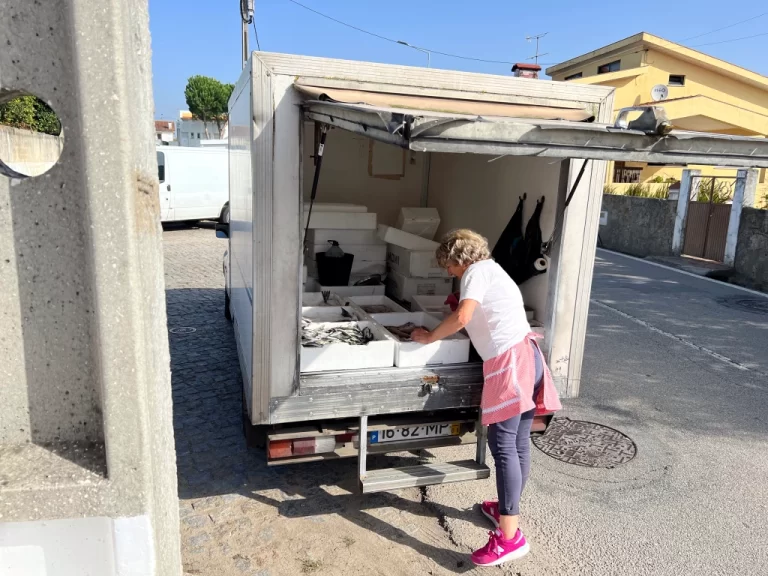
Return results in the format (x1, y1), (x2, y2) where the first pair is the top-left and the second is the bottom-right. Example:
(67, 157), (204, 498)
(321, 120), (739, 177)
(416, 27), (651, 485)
(668, 74), (685, 86)
(197, 132), (201, 139)
(565, 72), (583, 81)
(157, 151), (165, 183)
(613, 161), (642, 184)
(598, 60), (621, 74)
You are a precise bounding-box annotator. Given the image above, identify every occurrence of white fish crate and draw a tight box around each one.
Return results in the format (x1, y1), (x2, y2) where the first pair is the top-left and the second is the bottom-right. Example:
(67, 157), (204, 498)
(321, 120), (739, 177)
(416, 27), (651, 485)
(396, 207), (441, 240)
(300, 321), (395, 373)
(377, 225), (440, 251)
(301, 306), (367, 323)
(411, 295), (453, 316)
(387, 243), (448, 278)
(302, 292), (343, 306)
(317, 281), (386, 297)
(303, 211), (377, 230)
(385, 270), (453, 304)
(339, 295), (408, 315)
(371, 312), (470, 367)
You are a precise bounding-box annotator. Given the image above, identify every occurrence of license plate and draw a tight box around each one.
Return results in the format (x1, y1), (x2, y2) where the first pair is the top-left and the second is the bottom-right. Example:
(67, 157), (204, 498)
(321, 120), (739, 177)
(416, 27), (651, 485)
(369, 423), (460, 444)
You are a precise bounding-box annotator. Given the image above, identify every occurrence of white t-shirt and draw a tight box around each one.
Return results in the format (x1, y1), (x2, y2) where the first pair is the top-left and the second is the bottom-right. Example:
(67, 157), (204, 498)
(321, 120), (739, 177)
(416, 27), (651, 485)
(459, 259), (531, 361)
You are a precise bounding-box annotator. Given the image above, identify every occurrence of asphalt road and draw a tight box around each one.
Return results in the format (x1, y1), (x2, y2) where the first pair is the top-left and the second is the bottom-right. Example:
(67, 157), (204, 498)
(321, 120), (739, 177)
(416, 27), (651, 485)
(427, 249), (768, 575)
(165, 227), (768, 575)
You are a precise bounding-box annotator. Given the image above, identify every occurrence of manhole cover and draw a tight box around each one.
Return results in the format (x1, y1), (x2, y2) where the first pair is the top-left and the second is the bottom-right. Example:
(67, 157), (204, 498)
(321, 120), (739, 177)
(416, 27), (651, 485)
(532, 418), (637, 468)
(169, 327), (196, 334)
(715, 296), (768, 315)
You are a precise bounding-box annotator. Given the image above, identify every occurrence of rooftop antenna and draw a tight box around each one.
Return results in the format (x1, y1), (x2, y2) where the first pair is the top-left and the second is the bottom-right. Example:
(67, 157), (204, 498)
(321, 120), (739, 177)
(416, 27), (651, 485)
(526, 32), (549, 65)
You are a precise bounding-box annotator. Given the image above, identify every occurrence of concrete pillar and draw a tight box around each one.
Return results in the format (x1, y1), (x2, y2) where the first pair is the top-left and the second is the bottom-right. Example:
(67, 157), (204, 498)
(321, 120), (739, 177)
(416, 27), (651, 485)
(672, 169), (701, 255)
(724, 169), (759, 267)
(0, 1), (181, 575)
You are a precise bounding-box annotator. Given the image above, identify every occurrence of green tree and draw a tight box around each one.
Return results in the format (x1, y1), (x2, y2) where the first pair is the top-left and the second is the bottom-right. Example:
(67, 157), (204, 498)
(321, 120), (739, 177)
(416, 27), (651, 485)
(0, 95), (61, 136)
(184, 76), (234, 138)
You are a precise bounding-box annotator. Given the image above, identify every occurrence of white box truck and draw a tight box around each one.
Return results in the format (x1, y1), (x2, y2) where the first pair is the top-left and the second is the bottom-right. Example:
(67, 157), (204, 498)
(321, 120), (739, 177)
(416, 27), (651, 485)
(156, 145), (229, 223)
(216, 52), (768, 493)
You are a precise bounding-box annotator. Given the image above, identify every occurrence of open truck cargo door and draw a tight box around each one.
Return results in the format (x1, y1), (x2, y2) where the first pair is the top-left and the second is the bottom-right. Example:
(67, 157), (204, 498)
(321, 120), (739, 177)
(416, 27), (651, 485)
(300, 93), (768, 168)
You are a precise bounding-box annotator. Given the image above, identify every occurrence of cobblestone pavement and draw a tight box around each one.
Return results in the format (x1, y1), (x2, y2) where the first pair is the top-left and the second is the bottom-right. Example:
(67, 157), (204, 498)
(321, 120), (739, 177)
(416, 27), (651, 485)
(163, 226), (485, 576)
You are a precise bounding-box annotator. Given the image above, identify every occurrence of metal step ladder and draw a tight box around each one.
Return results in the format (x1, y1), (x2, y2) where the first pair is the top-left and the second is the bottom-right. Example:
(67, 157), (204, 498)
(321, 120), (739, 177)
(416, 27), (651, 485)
(358, 415), (491, 494)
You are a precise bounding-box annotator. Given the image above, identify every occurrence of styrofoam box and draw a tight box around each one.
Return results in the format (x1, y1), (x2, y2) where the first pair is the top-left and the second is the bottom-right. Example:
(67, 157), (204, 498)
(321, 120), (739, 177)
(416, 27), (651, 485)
(377, 225), (439, 251)
(396, 207), (441, 240)
(307, 229), (383, 246)
(387, 244), (448, 278)
(302, 292), (343, 306)
(303, 203), (367, 213)
(309, 243), (387, 262)
(306, 258), (386, 278)
(302, 306), (365, 323)
(525, 307), (535, 322)
(340, 295), (408, 314)
(386, 270), (453, 303)
(412, 295), (453, 316)
(304, 211), (377, 230)
(371, 312), (469, 367)
(317, 282), (386, 297)
(300, 321), (395, 372)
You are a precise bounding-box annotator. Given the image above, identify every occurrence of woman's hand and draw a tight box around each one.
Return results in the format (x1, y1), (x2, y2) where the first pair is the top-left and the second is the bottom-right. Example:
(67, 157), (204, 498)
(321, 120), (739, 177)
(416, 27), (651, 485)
(411, 328), (433, 344)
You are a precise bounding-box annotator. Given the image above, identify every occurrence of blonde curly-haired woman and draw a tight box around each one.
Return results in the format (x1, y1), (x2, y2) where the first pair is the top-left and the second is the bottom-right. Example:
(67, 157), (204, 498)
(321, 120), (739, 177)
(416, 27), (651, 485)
(411, 229), (562, 567)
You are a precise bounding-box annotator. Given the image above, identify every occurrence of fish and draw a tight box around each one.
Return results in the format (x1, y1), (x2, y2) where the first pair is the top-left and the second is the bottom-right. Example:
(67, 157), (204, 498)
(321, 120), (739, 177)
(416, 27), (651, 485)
(301, 318), (375, 348)
(384, 322), (426, 342)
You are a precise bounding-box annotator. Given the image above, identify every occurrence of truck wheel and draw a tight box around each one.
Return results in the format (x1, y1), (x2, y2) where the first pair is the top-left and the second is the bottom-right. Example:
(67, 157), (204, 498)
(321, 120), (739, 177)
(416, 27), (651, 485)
(224, 290), (232, 321)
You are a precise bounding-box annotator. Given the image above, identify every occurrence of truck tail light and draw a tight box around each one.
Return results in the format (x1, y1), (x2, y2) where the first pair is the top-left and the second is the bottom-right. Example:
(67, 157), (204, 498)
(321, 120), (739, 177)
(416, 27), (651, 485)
(268, 436), (339, 459)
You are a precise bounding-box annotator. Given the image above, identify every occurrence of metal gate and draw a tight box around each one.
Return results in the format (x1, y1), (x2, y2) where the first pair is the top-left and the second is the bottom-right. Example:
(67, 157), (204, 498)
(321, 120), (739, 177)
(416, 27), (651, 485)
(682, 176), (740, 262)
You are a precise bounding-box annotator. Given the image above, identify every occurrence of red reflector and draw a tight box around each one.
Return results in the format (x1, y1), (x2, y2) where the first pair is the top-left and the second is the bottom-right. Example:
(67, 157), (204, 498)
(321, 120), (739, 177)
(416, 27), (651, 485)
(292, 438), (316, 456)
(268, 439), (292, 459)
(336, 433), (355, 443)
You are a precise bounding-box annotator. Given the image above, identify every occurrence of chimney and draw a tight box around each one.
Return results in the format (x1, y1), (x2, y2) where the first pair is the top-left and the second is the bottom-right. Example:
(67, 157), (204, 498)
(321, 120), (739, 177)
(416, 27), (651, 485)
(512, 63), (541, 79)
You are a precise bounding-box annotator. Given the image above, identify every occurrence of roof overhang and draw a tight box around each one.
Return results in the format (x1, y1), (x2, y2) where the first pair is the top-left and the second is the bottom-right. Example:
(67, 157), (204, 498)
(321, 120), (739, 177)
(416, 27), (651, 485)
(301, 96), (768, 168)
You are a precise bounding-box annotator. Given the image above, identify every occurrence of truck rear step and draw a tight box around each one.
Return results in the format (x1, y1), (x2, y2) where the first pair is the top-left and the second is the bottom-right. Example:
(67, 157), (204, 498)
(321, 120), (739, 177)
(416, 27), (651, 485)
(361, 460), (490, 493)
(358, 415), (490, 494)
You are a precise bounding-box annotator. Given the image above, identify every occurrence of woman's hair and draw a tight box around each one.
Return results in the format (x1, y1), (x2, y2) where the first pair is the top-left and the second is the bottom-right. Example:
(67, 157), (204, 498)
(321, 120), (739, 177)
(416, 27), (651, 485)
(436, 229), (491, 268)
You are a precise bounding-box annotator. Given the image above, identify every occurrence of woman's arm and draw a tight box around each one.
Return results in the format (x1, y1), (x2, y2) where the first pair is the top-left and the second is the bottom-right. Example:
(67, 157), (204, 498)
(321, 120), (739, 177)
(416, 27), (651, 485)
(411, 299), (477, 344)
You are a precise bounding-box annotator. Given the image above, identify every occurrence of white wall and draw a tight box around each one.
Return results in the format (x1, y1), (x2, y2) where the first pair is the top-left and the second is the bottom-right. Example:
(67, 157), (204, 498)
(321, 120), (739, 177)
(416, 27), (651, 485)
(301, 124), (424, 225)
(428, 153), (562, 321)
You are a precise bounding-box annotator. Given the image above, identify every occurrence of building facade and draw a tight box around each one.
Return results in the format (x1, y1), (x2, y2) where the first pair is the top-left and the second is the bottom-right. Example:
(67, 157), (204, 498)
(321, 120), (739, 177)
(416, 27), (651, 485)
(547, 33), (768, 201)
(176, 110), (223, 147)
(154, 119), (175, 145)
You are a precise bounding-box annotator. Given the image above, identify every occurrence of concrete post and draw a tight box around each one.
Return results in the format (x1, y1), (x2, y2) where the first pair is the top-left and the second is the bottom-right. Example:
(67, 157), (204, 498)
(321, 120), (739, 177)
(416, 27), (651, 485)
(724, 169), (759, 267)
(672, 169), (701, 255)
(0, 1), (181, 575)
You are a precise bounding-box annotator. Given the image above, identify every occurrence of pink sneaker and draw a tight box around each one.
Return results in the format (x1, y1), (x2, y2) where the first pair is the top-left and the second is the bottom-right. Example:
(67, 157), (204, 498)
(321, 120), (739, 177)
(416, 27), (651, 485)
(480, 501), (500, 528)
(471, 529), (530, 567)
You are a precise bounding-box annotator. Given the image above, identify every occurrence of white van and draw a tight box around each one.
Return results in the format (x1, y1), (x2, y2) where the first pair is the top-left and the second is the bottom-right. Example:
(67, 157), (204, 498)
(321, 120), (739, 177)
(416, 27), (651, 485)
(156, 146), (229, 222)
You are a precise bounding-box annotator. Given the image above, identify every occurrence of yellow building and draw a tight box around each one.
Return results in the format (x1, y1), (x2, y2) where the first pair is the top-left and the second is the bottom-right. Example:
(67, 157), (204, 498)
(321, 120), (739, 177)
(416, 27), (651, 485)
(546, 32), (768, 201)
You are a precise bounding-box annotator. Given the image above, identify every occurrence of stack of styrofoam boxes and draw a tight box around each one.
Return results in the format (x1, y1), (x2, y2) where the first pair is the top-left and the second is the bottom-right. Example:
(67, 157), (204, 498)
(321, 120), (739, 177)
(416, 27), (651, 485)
(303, 203), (388, 296)
(380, 207), (453, 307)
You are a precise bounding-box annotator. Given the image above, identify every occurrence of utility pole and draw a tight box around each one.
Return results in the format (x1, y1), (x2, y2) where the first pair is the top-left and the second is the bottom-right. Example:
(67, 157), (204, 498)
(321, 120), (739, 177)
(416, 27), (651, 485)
(526, 32), (549, 65)
(241, 0), (254, 70)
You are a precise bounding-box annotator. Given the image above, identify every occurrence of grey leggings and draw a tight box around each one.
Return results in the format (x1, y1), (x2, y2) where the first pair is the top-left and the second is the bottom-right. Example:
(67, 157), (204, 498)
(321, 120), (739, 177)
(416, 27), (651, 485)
(487, 341), (544, 516)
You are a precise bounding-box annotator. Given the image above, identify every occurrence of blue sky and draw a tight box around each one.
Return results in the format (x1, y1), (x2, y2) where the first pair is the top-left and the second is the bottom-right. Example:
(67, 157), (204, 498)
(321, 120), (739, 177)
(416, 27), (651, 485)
(149, 0), (768, 120)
